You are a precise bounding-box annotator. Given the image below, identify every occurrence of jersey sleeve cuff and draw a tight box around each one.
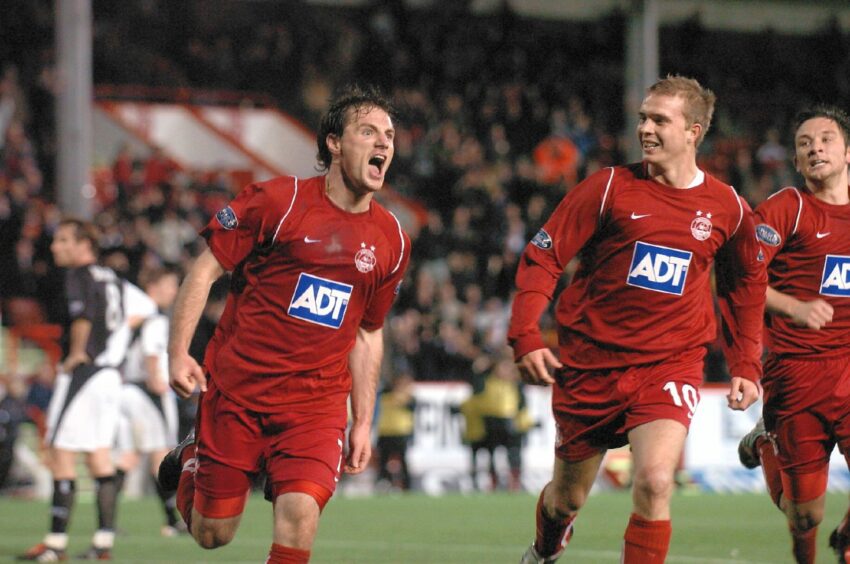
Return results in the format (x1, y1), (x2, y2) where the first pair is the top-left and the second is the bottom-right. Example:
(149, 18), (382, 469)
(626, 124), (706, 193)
(359, 319), (383, 332)
(509, 334), (548, 361)
(729, 364), (761, 383)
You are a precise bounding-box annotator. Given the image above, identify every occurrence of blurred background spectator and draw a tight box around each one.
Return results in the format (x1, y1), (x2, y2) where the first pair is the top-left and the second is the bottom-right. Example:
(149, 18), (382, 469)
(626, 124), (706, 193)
(460, 353), (533, 492)
(375, 372), (417, 492)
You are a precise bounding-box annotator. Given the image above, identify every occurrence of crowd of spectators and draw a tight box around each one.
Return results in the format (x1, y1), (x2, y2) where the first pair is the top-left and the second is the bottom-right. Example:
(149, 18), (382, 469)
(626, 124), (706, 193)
(3, 0), (850, 416)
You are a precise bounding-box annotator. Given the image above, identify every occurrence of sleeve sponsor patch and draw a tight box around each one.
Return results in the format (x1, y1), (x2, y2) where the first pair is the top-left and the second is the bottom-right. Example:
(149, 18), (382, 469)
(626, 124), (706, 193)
(755, 224), (781, 247)
(531, 229), (552, 250)
(69, 300), (84, 316)
(216, 206), (238, 230)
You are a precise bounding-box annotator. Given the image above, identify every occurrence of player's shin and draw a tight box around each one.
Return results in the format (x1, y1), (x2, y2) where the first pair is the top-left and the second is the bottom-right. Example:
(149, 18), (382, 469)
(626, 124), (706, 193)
(783, 472), (828, 564)
(533, 485), (576, 558)
(788, 525), (817, 564)
(94, 475), (118, 531)
(50, 479), (76, 536)
(91, 475), (118, 554)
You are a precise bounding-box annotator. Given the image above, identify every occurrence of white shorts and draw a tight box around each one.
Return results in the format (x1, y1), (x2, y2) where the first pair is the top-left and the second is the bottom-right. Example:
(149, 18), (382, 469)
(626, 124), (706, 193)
(46, 366), (122, 451)
(116, 384), (178, 453)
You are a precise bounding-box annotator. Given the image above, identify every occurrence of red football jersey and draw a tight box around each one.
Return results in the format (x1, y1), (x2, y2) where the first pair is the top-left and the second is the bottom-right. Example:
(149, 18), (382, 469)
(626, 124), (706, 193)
(755, 186), (850, 356)
(201, 175), (411, 412)
(509, 163), (766, 381)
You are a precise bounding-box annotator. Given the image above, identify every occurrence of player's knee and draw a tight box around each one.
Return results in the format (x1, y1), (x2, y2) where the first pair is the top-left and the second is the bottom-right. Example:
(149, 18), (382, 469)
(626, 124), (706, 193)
(193, 522), (236, 549)
(548, 488), (587, 518)
(194, 529), (234, 549)
(632, 466), (675, 501)
(788, 505), (824, 533)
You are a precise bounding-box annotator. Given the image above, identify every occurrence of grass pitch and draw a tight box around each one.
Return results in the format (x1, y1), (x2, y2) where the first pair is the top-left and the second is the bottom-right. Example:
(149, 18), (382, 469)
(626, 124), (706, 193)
(1, 490), (847, 563)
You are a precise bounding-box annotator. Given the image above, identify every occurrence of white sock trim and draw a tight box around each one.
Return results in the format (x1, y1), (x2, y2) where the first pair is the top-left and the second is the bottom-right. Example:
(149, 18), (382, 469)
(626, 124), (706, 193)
(92, 529), (115, 549)
(43, 532), (68, 550)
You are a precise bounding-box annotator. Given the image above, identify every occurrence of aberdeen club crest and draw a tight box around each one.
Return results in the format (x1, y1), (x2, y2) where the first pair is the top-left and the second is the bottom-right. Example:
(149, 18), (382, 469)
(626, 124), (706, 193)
(355, 242), (377, 273)
(690, 210), (712, 241)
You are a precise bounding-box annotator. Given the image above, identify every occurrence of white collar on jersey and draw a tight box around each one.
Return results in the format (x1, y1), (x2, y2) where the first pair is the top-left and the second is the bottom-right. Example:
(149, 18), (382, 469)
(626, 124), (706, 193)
(687, 169), (705, 188)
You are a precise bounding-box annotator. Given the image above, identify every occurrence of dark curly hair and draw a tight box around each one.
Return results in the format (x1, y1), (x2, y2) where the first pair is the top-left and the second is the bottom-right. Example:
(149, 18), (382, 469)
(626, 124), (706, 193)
(316, 83), (397, 171)
(793, 104), (850, 147)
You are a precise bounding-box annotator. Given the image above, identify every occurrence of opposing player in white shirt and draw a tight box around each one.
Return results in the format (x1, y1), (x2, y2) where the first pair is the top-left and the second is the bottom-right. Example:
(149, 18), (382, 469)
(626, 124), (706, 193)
(20, 220), (152, 561)
(115, 267), (183, 536)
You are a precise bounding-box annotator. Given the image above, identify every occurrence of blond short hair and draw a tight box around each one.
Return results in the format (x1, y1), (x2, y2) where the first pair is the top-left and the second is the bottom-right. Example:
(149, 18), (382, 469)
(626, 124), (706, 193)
(647, 75), (716, 146)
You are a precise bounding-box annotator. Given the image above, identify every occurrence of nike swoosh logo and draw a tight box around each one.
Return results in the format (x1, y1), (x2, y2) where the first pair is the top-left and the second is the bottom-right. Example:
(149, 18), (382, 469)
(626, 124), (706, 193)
(304, 236), (322, 243)
(816, 232), (831, 239)
(630, 212), (651, 220)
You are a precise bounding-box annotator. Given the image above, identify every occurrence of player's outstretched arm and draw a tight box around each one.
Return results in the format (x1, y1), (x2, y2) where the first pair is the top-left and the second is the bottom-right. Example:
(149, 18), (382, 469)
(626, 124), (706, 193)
(516, 348), (562, 386)
(766, 287), (834, 330)
(167, 248), (224, 398)
(726, 377), (759, 411)
(345, 326), (383, 474)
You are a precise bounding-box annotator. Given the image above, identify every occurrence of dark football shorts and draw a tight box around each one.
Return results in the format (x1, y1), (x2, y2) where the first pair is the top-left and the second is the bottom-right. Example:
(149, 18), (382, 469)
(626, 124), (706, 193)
(762, 353), (850, 476)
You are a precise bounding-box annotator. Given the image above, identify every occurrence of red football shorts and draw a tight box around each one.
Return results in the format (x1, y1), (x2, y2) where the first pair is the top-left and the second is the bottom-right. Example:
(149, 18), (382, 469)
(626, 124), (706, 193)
(552, 347), (705, 462)
(762, 353), (850, 477)
(194, 377), (346, 514)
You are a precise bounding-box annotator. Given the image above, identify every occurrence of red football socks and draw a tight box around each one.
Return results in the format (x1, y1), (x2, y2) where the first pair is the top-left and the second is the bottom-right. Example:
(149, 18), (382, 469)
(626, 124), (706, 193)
(757, 436), (784, 507)
(789, 526), (817, 564)
(267, 543), (310, 563)
(622, 513), (671, 564)
(534, 489), (576, 557)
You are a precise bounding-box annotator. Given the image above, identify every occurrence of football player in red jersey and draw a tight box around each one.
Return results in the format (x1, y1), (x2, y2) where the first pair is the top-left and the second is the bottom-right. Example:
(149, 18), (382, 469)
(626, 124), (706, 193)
(509, 76), (766, 564)
(157, 84), (410, 564)
(737, 105), (850, 564)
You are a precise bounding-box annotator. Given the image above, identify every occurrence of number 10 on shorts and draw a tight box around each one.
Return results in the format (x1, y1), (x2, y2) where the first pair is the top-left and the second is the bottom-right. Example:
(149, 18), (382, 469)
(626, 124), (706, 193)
(663, 381), (699, 419)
